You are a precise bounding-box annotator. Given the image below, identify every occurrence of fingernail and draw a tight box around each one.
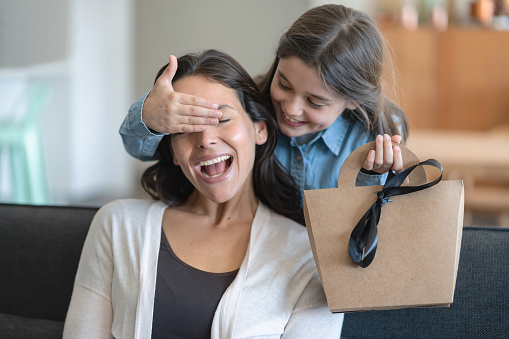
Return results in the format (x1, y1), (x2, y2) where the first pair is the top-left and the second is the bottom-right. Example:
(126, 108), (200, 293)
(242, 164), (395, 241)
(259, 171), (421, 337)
(215, 111), (222, 118)
(394, 146), (400, 152)
(383, 134), (390, 140)
(212, 103), (219, 109)
(369, 150), (375, 157)
(211, 118), (218, 125)
(376, 135), (383, 141)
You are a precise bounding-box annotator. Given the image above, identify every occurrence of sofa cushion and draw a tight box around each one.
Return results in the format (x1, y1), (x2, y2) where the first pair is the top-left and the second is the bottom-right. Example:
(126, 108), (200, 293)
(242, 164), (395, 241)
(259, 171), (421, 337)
(0, 204), (98, 322)
(340, 226), (509, 338)
(0, 313), (63, 339)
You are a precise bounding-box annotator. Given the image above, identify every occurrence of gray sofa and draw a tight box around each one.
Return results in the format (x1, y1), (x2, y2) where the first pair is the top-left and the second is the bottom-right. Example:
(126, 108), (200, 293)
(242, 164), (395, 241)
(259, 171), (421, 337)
(1, 203), (508, 338)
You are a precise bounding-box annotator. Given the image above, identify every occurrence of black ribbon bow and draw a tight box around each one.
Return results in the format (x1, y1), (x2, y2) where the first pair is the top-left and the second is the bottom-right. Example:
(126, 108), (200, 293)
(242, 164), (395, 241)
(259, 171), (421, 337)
(349, 159), (443, 268)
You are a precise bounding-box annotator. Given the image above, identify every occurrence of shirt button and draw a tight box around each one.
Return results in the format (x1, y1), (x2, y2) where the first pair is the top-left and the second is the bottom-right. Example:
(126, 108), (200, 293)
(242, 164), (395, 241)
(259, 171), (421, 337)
(296, 155), (302, 161)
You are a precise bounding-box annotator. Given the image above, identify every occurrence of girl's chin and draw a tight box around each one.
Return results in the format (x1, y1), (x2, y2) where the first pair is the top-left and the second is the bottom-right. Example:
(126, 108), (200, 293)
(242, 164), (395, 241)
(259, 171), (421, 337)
(279, 124), (308, 138)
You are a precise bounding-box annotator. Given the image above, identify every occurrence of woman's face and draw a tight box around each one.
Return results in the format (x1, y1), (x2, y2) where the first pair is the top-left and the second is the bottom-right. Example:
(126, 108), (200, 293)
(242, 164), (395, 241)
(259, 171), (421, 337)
(270, 56), (356, 138)
(171, 76), (267, 204)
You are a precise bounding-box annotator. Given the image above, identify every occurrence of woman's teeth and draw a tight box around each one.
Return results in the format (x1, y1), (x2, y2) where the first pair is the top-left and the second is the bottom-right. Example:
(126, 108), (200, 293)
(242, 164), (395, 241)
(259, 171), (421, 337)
(199, 155), (231, 178)
(198, 155), (231, 167)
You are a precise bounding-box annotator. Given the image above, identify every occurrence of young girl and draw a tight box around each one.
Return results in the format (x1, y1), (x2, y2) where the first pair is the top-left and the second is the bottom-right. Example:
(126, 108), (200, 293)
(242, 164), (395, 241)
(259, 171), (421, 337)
(120, 4), (408, 192)
(64, 50), (342, 338)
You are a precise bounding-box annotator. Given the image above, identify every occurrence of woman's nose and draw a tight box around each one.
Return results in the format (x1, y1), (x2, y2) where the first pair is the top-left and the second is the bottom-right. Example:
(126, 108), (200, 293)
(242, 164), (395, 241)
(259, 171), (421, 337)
(196, 127), (218, 148)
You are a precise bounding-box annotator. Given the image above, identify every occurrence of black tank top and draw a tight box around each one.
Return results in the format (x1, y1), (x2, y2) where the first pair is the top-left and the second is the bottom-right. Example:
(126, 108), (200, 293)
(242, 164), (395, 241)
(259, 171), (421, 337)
(151, 229), (238, 339)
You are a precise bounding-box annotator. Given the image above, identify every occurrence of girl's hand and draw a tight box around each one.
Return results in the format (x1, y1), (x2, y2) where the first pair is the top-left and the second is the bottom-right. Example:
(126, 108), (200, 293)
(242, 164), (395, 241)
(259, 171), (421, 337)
(362, 134), (403, 174)
(142, 55), (222, 134)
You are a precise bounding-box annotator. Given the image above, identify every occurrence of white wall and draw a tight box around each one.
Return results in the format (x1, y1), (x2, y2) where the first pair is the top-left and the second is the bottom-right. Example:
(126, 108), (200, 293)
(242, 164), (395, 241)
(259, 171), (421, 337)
(0, 0), (135, 205)
(134, 0), (310, 96)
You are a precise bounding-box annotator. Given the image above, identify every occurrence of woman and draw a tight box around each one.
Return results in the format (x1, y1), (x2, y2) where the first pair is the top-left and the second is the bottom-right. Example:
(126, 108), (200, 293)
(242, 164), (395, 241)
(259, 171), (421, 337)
(63, 50), (342, 338)
(119, 4), (408, 192)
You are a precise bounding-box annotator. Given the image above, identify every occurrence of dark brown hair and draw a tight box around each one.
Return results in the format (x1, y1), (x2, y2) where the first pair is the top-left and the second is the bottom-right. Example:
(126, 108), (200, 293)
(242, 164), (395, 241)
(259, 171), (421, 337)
(258, 4), (408, 142)
(141, 49), (303, 224)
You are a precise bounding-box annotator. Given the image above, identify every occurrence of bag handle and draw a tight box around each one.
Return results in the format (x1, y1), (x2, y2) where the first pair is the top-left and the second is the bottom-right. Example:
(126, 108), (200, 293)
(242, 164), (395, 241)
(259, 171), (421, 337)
(338, 141), (427, 188)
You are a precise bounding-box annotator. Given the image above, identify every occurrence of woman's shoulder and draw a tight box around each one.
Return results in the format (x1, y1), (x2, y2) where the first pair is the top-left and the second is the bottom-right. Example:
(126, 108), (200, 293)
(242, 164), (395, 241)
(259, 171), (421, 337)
(93, 199), (165, 228)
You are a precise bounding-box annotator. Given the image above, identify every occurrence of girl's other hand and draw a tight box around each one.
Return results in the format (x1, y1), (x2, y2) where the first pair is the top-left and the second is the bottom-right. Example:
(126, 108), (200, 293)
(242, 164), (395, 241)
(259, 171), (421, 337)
(142, 55), (223, 134)
(362, 134), (403, 174)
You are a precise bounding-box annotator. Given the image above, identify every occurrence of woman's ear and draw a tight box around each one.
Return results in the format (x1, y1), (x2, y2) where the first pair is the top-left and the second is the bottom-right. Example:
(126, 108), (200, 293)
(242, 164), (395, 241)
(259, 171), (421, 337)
(254, 121), (268, 145)
(170, 145), (180, 166)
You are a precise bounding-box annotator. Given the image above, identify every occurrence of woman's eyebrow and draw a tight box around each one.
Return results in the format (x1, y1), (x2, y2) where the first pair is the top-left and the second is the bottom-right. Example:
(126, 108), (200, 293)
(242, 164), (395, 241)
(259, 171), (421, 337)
(217, 104), (235, 111)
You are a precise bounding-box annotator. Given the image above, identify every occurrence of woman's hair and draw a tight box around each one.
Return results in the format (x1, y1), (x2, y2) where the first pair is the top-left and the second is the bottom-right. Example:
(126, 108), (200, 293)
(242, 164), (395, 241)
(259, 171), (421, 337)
(141, 49), (304, 224)
(258, 4), (409, 142)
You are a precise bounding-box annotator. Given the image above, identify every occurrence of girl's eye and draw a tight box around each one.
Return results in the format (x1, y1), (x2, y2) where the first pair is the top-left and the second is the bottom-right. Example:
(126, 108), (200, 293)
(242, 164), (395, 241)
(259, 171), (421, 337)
(278, 81), (291, 91)
(218, 119), (230, 124)
(308, 99), (324, 109)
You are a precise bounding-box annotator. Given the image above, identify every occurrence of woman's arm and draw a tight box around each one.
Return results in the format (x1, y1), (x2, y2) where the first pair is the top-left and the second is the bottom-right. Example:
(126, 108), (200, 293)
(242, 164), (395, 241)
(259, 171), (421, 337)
(282, 275), (344, 338)
(63, 285), (113, 339)
(63, 208), (115, 338)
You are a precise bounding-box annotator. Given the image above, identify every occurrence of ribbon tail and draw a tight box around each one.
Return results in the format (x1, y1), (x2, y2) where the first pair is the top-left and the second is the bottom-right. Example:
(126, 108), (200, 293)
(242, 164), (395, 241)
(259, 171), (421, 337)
(349, 204), (380, 268)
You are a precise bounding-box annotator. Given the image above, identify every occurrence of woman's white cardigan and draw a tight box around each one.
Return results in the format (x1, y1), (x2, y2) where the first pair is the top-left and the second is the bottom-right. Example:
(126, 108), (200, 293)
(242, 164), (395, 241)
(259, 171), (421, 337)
(63, 199), (343, 338)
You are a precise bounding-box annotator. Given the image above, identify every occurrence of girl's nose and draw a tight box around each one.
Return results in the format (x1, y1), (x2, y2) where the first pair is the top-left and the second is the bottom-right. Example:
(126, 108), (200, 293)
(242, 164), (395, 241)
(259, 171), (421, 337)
(284, 96), (303, 117)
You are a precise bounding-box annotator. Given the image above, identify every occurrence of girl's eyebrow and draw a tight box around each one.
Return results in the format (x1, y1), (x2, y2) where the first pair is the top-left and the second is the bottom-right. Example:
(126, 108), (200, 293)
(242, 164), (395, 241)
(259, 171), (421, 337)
(278, 70), (332, 102)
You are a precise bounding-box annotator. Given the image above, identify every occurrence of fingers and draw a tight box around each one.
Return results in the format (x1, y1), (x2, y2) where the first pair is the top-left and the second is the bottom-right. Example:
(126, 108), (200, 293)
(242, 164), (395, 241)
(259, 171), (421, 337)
(362, 134), (403, 173)
(178, 92), (220, 112)
(156, 55), (178, 91)
(392, 145), (403, 172)
(363, 150), (376, 171)
(391, 134), (402, 144)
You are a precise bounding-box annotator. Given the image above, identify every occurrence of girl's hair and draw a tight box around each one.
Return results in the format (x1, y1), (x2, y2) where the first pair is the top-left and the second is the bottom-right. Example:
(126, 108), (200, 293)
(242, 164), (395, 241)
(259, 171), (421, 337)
(141, 49), (304, 224)
(259, 4), (409, 142)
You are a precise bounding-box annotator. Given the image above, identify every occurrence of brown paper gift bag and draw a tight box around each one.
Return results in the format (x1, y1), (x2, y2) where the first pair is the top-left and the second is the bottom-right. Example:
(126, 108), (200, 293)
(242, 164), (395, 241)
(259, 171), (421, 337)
(303, 141), (464, 313)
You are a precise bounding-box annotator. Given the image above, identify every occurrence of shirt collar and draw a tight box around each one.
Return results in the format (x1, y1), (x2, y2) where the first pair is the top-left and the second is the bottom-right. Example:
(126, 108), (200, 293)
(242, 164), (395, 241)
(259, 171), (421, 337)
(321, 114), (351, 155)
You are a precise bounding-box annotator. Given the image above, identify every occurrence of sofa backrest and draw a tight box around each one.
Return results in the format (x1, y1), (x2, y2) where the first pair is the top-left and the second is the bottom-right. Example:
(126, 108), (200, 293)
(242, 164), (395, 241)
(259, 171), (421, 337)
(340, 226), (509, 338)
(0, 203), (97, 322)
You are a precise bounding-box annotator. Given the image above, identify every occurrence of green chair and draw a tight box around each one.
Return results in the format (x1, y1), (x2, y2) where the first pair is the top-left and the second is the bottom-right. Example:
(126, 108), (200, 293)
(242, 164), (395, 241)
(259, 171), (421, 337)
(0, 83), (52, 204)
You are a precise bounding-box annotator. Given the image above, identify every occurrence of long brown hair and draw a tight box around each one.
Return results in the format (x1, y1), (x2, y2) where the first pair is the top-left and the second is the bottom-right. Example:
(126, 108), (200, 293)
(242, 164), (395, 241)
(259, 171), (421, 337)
(258, 4), (408, 142)
(141, 50), (304, 224)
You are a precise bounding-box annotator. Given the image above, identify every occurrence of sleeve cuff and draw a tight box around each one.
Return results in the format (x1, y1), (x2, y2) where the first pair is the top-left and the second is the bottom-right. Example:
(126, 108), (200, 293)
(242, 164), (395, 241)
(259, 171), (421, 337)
(129, 91), (169, 138)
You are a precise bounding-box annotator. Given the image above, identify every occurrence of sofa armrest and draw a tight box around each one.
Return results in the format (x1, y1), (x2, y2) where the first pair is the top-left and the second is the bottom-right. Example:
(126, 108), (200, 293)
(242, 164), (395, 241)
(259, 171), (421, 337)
(0, 203), (98, 322)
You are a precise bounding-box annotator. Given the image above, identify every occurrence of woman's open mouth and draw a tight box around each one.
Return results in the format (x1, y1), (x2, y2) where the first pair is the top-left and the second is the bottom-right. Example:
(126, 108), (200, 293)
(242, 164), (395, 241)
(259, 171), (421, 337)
(196, 155), (233, 181)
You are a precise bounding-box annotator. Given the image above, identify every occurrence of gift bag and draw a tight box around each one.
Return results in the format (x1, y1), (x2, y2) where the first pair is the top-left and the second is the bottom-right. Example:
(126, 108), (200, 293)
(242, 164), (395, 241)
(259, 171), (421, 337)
(303, 142), (464, 313)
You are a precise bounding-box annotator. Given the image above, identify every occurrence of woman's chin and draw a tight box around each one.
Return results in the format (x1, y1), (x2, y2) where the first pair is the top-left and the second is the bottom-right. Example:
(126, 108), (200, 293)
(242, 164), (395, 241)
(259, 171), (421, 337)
(203, 190), (236, 204)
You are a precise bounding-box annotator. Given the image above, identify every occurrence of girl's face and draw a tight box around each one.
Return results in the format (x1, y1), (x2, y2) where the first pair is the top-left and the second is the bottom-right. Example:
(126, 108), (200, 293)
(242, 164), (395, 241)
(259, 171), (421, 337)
(270, 56), (356, 138)
(171, 76), (267, 204)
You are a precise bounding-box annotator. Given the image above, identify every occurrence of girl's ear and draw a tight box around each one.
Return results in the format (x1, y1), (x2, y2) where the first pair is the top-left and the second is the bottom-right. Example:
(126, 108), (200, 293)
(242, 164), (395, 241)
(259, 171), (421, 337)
(254, 121), (268, 145)
(346, 101), (358, 110)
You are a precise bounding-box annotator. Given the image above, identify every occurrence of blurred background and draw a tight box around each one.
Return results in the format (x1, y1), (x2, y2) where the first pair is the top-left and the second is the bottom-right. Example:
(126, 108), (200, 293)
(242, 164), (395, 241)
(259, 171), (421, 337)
(0, 0), (508, 226)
